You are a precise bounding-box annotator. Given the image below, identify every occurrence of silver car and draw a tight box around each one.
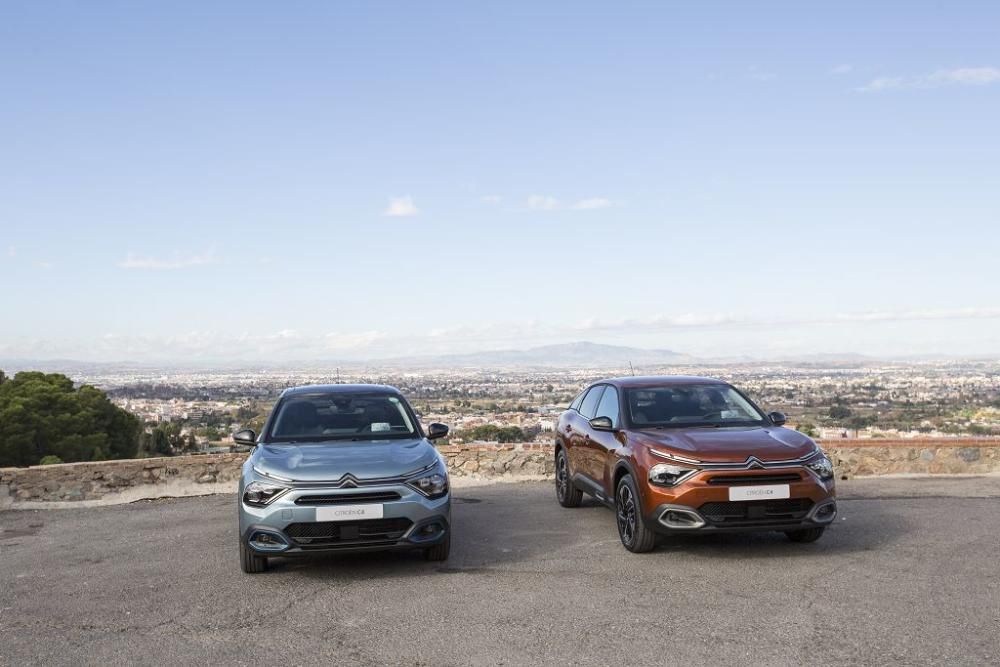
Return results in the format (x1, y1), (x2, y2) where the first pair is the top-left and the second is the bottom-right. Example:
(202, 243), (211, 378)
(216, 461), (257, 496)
(234, 384), (451, 573)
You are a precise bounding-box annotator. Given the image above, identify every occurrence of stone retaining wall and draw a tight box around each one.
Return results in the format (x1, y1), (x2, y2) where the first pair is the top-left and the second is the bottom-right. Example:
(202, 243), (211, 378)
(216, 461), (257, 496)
(2, 439), (998, 508)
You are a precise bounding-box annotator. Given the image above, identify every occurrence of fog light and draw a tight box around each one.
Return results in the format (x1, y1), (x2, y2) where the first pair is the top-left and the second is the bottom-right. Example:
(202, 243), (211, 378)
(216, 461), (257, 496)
(249, 531), (288, 551)
(811, 501), (837, 524)
(657, 506), (706, 529)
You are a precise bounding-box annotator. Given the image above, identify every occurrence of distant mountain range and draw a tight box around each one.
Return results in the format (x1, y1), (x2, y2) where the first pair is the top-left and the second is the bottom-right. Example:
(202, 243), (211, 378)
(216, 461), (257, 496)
(1, 342), (991, 373)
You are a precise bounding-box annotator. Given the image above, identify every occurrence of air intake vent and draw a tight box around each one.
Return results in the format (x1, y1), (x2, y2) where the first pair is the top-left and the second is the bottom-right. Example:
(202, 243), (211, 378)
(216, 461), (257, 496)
(294, 491), (402, 505)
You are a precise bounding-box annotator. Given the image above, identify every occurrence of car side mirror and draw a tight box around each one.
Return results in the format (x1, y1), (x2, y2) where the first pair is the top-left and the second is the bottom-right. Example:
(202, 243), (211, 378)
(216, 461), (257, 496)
(768, 412), (786, 426)
(233, 429), (257, 446)
(589, 416), (615, 431)
(427, 423), (449, 440)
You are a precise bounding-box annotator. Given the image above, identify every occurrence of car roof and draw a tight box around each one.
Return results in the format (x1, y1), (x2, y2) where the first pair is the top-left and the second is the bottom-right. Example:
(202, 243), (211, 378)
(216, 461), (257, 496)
(595, 375), (729, 389)
(281, 383), (402, 397)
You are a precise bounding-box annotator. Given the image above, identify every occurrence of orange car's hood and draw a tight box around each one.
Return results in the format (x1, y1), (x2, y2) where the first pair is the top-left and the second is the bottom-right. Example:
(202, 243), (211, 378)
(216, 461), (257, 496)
(630, 426), (817, 463)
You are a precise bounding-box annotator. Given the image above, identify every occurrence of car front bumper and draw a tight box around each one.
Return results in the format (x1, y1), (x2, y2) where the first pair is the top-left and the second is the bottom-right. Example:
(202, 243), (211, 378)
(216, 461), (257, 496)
(640, 468), (837, 534)
(238, 482), (451, 556)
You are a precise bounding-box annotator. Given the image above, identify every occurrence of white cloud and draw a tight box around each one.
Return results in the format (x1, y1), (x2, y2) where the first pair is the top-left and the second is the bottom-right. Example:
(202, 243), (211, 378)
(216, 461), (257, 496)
(383, 196), (418, 217)
(527, 195), (561, 211)
(572, 198), (613, 210)
(118, 251), (217, 270)
(858, 66), (1000, 92)
(36, 261), (52, 270)
(324, 330), (388, 350)
(936, 67), (1000, 85)
(528, 195), (614, 211)
(6, 246), (14, 258)
(3, 306), (999, 363)
(572, 307), (1000, 336)
(480, 195), (502, 204)
(747, 66), (777, 82)
(830, 64), (853, 75)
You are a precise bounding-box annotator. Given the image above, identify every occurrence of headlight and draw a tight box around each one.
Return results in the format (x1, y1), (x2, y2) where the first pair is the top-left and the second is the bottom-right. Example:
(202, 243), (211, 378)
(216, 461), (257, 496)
(806, 453), (834, 481)
(242, 481), (289, 507)
(648, 463), (697, 487)
(407, 469), (448, 499)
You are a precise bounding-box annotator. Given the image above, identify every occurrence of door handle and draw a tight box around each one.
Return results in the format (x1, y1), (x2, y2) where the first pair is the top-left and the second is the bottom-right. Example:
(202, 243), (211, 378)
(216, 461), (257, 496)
(566, 425), (573, 432)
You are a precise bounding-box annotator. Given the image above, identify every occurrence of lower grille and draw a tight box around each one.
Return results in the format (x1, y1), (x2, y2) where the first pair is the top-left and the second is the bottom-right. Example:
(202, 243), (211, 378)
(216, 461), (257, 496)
(284, 518), (413, 548)
(706, 473), (802, 485)
(699, 499), (813, 526)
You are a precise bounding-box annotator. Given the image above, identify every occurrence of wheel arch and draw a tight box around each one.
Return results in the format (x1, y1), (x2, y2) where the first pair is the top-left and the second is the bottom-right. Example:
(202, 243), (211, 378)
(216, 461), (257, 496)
(612, 459), (639, 496)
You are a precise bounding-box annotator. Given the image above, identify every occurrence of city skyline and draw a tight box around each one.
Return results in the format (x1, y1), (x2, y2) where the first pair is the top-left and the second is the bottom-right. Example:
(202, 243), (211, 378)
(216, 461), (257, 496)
(3, 2), (999, 362)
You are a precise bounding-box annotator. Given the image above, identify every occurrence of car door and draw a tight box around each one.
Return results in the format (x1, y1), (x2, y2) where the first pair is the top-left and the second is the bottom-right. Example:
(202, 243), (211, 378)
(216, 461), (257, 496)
(587, 385), (623, 494)
(570, 385), (605, 487)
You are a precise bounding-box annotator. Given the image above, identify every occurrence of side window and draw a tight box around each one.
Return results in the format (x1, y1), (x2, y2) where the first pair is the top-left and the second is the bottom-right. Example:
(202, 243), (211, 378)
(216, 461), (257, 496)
(578, 386), (605, 419)
(595, 386), (620, 427)
(569, 390), (586, 411)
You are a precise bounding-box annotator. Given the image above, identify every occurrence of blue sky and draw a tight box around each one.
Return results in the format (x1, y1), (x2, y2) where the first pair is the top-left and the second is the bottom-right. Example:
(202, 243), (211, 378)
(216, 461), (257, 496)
(2, 2), (999, 362)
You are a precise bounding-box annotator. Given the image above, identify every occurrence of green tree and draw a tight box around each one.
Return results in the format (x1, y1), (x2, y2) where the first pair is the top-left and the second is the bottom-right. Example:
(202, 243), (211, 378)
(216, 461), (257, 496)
(828, 405), (853, 420)
(152, 428), (172, 456)
(0, 372), (142, 467)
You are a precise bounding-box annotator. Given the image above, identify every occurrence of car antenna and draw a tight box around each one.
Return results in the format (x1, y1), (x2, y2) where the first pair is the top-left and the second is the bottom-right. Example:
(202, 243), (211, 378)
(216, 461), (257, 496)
(628, 361), (636, 376)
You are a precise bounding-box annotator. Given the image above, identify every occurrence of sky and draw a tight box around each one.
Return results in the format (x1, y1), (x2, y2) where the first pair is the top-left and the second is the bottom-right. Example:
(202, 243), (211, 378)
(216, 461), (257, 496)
(2, 1), (999, 363)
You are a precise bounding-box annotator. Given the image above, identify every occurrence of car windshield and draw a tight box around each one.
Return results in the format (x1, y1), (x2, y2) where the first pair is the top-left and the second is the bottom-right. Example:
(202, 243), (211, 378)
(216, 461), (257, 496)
(267, 393), (417, 442)
(625, 384), (766, 428)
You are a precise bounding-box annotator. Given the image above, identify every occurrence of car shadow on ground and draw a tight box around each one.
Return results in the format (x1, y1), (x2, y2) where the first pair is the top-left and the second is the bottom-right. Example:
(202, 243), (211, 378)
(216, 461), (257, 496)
(261, 490), (910, 578)
(644, 496), (909, 560)
(517, 492), (911, 562)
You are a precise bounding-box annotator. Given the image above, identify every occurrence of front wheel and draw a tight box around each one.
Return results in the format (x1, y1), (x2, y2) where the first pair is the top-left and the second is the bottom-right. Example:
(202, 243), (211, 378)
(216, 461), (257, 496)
(785, 527), (826, 543)
(424, 532), (451, 561)
(615, 475), (656, 553)
(555, 449), (583, 508)
(240, 540), (268, 573)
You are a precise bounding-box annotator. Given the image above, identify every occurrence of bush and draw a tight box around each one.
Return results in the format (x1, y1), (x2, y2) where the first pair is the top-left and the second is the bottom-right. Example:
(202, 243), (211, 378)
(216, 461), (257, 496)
(460, 424), (526, 443)
(38, 455), (64, 465)
(796, 423), (819, 438)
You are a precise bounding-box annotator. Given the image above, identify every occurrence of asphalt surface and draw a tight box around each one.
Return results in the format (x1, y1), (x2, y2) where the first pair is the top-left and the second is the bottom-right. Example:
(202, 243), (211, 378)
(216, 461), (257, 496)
(2, 477), (999, 666)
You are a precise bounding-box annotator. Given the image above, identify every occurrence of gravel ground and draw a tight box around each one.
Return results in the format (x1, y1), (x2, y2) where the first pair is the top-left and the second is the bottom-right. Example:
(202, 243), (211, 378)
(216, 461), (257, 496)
(2, 476), (999, 666)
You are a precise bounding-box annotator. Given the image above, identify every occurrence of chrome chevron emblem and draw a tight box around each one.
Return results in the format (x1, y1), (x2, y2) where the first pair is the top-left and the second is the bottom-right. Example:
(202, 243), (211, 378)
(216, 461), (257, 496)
(336, 474), (360, 488)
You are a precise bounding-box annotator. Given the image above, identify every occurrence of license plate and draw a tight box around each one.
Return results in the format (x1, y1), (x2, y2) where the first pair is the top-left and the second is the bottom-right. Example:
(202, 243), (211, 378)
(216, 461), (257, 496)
(728, 485), (790, 501)
(315, 504), (384, 521)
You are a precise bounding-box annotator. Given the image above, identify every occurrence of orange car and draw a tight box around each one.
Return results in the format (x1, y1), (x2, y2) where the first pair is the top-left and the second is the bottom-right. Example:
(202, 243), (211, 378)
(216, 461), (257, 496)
(554, 376), (837, 552)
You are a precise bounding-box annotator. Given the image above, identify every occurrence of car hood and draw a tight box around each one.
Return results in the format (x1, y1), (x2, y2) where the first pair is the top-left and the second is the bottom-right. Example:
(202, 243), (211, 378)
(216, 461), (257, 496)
(630, 426), (817, 463)
(250, 438), (439, 483)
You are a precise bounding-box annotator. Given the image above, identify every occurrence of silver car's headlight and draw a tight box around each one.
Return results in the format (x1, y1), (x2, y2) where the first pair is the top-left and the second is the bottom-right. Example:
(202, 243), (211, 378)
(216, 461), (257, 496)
(243, 481), (289, 507)
(648, 463), (697, 487)
(806, 453), (835, 481)
(407, 468), (449, 499)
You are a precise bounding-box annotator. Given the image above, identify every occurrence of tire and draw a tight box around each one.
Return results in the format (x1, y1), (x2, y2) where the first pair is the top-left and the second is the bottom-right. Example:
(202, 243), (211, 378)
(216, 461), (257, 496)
(785, 527), (826, 543)
(424, 532), (451, 561)
(240, 540), (268, 573)
(615, 475), (656, 553)
(555, 449), (583, 508)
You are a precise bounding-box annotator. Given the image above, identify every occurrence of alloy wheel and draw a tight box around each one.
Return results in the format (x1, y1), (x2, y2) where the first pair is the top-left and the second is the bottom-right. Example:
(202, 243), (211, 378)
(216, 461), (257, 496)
(556, 453), (569, 501)
(617, 483), (637, 546)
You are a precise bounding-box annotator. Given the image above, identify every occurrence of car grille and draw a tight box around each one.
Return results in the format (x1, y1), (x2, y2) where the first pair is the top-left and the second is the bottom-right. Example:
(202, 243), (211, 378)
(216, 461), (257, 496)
(699, 499), (813, 526)
(706, 473), (802, 485)
(284, 518), (413, 548)
(294, 491), (402, 505)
